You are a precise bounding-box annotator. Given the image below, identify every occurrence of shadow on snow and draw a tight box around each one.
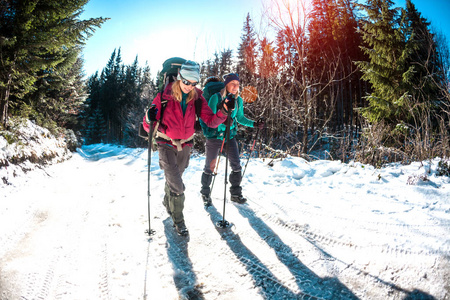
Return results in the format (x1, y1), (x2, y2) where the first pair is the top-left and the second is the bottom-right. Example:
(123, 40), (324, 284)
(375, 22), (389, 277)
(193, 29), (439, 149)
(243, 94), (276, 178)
(234, 204), (358, 299)
(235, 204), (436, 300)
(163, 218), (205, 300)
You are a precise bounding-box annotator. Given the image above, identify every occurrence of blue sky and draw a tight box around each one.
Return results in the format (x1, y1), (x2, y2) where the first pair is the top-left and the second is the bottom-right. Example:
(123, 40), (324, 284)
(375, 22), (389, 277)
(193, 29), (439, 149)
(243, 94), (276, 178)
(80, 0), (264, 78)
(394, 0), (450, 39)
(80, 0), (450, 79)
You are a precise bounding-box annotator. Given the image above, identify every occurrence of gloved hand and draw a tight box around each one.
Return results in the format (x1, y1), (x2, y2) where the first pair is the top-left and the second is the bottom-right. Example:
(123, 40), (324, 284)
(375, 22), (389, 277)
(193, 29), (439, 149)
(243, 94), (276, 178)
(218, 93), (235, 114)
(146, 104), (158, 123)
(255, 117), (265, 129)
(225, 93), (236, 110)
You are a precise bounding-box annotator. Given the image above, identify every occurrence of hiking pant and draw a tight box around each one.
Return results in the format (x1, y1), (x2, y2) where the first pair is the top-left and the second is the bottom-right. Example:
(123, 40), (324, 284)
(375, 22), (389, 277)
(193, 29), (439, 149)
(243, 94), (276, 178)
(201, 138), (242, 197)
(158, 143), (191, 224)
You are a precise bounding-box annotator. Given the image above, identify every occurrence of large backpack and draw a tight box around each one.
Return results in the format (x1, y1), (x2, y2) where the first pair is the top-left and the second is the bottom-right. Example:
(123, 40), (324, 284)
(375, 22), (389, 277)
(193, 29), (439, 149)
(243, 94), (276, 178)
(199, 76), (225, 133)
(202, 76), (225, 104)
(139, 57), (203, 138)
(157, 57), (186, 91)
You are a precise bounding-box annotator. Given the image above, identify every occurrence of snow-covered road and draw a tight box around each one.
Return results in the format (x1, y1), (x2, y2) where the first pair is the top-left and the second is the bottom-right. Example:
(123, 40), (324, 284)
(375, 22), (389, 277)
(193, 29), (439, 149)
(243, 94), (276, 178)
(1, 144), (449, 299)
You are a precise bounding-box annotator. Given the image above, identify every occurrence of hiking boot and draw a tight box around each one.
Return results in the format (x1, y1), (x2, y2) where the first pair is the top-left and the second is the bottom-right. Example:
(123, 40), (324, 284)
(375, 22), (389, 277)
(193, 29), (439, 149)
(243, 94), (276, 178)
(202, 194), (212, 207)
(231, 195), (247, 204)
(174, 221), (188, 236)
(169, 191), (185, 225)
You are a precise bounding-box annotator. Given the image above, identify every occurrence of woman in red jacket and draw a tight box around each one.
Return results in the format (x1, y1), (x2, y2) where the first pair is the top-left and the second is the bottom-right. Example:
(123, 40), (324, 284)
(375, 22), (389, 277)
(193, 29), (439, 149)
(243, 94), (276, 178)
(143, 60), (233, 236)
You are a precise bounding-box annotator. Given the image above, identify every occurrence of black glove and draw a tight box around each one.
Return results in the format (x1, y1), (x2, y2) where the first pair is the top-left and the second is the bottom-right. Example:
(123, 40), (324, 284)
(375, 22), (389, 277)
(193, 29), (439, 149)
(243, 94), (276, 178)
(225, 93), (236, 110)
(146, 105), (158, 122)
(255, 117), (265, 129)
(218, 93), (235, 114)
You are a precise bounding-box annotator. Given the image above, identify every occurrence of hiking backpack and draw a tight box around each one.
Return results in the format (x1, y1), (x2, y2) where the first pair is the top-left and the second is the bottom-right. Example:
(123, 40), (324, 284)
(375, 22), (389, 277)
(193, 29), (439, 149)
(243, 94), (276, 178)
(139, 57), (203, 138)
(199, 76), (225, 132)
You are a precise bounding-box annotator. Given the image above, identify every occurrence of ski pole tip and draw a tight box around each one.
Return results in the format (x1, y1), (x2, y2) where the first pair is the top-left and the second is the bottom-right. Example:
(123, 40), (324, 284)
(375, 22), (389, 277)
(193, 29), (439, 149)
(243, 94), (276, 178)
(145, 229), (156, 236)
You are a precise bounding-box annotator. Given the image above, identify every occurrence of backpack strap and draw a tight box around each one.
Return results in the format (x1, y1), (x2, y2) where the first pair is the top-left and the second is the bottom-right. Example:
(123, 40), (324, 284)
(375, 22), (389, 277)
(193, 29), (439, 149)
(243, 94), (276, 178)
(159, 92), (168, 125)
(152, 92), (168, 136)
(194, 97), (202, 119)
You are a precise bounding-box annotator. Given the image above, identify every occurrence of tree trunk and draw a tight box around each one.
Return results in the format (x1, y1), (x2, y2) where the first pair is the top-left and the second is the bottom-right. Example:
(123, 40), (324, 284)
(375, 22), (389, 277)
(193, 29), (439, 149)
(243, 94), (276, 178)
(0, 74), (12, 127)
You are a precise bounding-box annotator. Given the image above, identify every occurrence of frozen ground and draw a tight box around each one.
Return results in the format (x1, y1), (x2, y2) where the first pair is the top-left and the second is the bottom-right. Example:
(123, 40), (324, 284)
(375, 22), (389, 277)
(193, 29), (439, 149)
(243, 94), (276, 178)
(1, 141), (449, 299)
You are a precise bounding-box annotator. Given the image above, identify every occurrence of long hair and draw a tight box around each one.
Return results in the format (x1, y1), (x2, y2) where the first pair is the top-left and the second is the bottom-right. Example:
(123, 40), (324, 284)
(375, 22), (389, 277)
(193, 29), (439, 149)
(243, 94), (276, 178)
(220, 83), (240, 98)
(171, 80), (198, 103)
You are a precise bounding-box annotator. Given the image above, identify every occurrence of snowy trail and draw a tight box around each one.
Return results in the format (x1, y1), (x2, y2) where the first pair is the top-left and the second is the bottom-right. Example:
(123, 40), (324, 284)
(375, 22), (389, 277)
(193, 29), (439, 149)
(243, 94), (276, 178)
(1, 144), (449, 299)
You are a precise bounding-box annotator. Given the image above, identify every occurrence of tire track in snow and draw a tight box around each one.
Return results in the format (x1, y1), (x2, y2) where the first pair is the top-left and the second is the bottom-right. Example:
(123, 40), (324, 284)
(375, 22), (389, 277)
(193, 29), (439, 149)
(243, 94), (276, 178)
(1, 190), (113, 299)
(0, 204), (44, 259)
(21, 251), (61, 300)
(233, 201), (446, 300)
(250, 199), (448, 257)
(98, 242), (111, 300)
(204, 204), (357, 300)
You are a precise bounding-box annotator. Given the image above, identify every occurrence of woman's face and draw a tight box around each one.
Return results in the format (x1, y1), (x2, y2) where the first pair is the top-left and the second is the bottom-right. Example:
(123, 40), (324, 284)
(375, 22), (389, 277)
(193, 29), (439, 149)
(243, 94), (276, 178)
(226, 80), (240, 95)
(180, 78), (197, 94)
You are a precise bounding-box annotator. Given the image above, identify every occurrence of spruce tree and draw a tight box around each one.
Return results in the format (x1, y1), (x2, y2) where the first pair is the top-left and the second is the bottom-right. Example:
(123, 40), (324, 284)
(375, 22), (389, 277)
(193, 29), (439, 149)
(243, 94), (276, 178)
(356, 0), (408, 124)
(401, 0), (444, 109)
(237, 14), (258, 84)
(83, 52), (156, 146)
(100, 48), (125, 143)
(0, 0), (107, 127)
(259, 37), (276, 78)
(308, 0), (365, 130)
(358, 0), (446, 129)
(219, 49), (233, 77)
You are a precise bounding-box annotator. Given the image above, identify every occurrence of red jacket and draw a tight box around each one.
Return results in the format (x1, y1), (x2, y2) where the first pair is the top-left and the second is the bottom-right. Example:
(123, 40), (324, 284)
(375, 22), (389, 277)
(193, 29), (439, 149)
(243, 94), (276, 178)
(143, 83), (227, 145)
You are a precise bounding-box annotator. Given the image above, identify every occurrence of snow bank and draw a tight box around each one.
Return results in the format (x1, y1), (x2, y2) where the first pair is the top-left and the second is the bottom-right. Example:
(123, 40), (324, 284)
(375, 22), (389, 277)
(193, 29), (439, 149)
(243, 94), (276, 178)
(0, 118), (74, 186)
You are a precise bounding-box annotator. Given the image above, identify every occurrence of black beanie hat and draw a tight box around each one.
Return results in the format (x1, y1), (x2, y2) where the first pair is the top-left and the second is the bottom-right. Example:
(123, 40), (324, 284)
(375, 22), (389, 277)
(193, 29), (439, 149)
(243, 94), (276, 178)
(223, 73), (240, 86)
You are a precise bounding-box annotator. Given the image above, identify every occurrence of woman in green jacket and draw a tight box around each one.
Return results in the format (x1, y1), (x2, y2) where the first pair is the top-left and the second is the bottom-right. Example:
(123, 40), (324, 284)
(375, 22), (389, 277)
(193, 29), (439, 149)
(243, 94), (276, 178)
(200, 73), (264, 205)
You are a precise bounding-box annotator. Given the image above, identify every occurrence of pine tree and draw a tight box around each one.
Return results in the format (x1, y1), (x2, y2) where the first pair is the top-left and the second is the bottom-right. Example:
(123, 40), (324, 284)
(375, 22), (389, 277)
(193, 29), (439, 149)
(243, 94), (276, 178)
(357, 0), (446, 129)
(83, 52), (156, 146)
(85, 107), (107, 144)
(201, 53), (220, 79)
(308, 0), (365, 132)
(0, 0), (107, 127)
(401, 0), (444, 108)
(259, 37), (276, 78)
(139, 64), (155, 105)
(27, 46), (87, 132)
(122, 56), (143, 147)
(356, 0), (409, 124)
(274, 30), (290, 74)
(237, 14), (258, 84)
(100, 48), (125, 143)
(219, 49), (233, 77)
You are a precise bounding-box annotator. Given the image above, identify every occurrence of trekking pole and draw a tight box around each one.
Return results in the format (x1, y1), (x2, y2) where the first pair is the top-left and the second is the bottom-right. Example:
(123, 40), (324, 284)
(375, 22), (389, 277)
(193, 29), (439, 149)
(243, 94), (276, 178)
(242, 127), (260, 178)
(146, 106), (156, 236)
(216, 116), (232, 228)
(210, 136), (226, 196)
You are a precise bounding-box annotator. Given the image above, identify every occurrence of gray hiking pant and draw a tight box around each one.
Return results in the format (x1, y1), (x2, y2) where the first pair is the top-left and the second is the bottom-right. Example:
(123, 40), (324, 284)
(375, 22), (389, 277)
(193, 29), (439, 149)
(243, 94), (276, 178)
(158, 143), (191, 224)
(201, 138), (242, 197)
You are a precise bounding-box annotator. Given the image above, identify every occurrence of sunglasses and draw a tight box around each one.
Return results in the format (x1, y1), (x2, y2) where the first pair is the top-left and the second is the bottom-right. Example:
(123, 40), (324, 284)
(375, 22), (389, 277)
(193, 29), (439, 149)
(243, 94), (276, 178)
(180, 75), (198, 87)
